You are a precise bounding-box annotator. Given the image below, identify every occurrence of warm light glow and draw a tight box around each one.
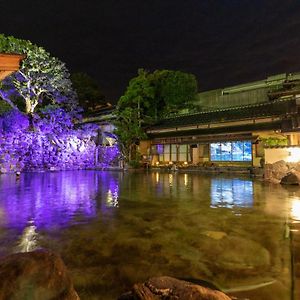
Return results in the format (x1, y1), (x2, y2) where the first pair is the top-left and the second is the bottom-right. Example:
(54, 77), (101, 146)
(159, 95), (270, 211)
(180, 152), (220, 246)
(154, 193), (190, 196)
(184, 161), (188, 165)
(169, 161), (173, 165)
(286, 147), (300, 163)
(106, 136), (116, 147)
(156, 162), (159, 165)
(169, 174), (173, 186)
(184, 173), (188, 186)
(291, 198), (300, 221)
(106, 188), (119, 208)
(156, 172), (159, 183)
(18, 221), (38, 252)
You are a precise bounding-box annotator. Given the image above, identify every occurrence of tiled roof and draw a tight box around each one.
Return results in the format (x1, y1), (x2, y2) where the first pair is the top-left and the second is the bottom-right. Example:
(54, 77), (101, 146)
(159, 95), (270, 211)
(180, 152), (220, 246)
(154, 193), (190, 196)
(150, 98), (298, 130)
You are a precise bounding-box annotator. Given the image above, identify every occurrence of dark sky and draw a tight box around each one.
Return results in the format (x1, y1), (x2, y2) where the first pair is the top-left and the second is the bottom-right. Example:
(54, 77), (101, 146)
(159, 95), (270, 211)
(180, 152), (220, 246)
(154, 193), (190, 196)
(1, 0), (300, 102)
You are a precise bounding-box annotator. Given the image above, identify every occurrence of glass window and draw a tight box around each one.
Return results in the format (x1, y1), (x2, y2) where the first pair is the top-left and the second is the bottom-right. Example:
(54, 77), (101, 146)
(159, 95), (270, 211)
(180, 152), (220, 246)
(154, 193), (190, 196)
(210, 141), (252, 161)
(171, 144), (177, 153)
(156, 145), (163, 155)
(243, 141), (252, 161)
(163, 144), (170, 162)
(221, 142), (232, 161)
(232, 141), (243, 161)
(171, 144), (177, 161)
(179, 144), (188, 161)
(210, 143), (221, 161)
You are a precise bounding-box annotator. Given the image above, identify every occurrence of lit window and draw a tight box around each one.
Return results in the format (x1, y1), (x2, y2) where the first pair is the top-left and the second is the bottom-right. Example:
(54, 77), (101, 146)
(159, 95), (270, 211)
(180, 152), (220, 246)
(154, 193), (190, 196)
(210, 141), (252, 161)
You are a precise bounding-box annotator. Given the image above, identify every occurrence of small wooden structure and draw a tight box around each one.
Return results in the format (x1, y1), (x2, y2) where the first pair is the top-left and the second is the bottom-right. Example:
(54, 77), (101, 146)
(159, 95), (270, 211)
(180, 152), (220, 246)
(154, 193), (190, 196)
(0, 53), (24, 81)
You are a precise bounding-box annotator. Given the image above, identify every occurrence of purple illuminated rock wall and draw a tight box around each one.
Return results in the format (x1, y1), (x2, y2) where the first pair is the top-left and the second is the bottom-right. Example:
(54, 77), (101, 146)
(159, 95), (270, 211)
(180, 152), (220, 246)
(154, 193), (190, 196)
(0, 110), (120, 173)
(0, 132), (97, 173)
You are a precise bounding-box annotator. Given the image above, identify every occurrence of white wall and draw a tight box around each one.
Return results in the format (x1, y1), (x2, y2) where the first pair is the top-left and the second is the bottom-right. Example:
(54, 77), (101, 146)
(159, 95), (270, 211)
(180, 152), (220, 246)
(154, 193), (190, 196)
(265, 147), (300, 164)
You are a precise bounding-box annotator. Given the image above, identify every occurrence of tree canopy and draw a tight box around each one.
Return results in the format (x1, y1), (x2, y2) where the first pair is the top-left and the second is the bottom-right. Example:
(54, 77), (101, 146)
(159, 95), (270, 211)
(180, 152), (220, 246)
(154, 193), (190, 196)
(117, 69), (197, 121)
(114, 68), (198, 164)
(0, 34), (77, 115)
(153, 69), (198, 110)
(71, 72), (105, 111)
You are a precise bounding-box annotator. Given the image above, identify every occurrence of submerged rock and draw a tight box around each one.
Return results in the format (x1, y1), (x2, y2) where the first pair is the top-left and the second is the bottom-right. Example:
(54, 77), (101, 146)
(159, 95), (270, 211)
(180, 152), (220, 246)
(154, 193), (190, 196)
(216, 236), (271, 273)
(202, 230), (227, 240)
(0, 249), (79, 300)
(118, 276), (231, 300)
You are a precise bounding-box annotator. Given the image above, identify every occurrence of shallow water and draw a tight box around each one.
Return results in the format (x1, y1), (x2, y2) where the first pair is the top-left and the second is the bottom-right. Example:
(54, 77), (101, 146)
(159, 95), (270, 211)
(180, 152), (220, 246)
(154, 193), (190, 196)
(0, 170), (298, 299)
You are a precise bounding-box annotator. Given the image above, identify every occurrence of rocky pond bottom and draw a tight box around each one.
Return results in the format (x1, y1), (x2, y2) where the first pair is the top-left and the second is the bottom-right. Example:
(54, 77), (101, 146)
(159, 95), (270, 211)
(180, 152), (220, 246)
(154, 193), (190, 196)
(0, 170), (298, 299)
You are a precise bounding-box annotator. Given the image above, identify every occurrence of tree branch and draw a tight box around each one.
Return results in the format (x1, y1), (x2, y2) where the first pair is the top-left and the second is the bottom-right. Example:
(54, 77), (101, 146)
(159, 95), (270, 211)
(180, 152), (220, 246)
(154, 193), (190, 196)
(0, 89), (18, 110)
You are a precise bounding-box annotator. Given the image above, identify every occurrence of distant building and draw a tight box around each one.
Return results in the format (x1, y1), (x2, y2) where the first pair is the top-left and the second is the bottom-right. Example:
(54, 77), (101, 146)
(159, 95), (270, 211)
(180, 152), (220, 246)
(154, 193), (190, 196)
(141, 73), (300, 168)
(81, 104), (116, 146)
(80, 72), (300, 169)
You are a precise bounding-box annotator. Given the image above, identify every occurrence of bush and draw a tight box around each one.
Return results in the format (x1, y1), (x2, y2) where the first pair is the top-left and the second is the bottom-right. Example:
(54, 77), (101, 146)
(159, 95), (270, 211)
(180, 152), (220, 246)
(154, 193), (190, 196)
(129, 159), (141, 169)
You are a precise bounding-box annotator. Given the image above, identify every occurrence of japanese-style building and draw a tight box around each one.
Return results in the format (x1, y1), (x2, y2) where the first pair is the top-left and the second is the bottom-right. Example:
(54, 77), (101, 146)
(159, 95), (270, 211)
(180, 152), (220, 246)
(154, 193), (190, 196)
(140, 73), (300, 168)
(79, 72), (300, 169)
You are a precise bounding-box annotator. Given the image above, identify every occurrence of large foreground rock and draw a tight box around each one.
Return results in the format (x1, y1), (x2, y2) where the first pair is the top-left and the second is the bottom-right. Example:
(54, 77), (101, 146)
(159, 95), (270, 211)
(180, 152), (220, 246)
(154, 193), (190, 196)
(119, 276), (231, 300)
(280, 173), (299, 185)
(0, 249), (79, 300)
(265, 160), (300, 184)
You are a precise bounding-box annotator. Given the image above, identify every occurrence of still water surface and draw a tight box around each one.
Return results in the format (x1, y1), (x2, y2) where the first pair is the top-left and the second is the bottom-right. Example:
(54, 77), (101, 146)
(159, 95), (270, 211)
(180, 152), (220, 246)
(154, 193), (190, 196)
(0, 170), (299, 299)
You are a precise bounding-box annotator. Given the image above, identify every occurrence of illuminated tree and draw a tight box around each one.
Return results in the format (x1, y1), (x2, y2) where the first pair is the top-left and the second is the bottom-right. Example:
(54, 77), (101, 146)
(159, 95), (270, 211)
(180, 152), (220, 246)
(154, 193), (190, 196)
(0, 34), (77, 116)
(114, 68), (198, 164)
(118, 69), (155, 126)
(114, 107), (147, 163)
(152, 69), (198, 115)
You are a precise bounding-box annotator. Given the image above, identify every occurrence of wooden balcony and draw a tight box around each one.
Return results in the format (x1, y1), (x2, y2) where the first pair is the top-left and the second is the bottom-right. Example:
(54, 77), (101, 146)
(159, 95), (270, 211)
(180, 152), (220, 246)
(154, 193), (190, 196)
(0, 53), (25, 81)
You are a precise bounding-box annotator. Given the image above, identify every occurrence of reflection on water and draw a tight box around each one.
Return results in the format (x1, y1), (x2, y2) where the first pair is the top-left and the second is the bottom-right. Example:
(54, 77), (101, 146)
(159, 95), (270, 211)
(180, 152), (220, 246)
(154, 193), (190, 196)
(0, 171), (122, 229)
(0, 171), (296, 300)
(168, 173), (173, 186)
(106, 185), (119, 208)
(291, 198), (300, 221)
(184, 173), (188, 186)
(0, 172), (98, 229)
(155, 172), (159, 183)
(211, 178), (253, 208)
(17, 220), (38, 252)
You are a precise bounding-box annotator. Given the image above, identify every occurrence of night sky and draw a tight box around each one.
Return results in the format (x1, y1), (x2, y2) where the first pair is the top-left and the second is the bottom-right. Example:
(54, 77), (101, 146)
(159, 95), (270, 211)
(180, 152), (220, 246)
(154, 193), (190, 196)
(1, 0), (300, 103)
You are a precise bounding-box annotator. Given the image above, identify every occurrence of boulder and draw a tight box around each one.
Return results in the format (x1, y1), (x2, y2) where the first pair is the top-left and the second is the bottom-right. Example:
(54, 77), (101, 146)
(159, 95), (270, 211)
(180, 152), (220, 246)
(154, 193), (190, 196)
(0, 249), (79, 300)
(280, 173), (299, 185)
(118, 276), (231, 300)
(263, 160), (289, 182)
(264, 160), (300, 184)
(272, 160), (288, 174)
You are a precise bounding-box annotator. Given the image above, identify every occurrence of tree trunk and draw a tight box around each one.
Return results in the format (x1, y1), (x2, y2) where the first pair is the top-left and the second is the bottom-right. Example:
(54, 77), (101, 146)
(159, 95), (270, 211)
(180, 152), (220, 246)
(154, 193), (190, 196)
(25, 98), (32, 114)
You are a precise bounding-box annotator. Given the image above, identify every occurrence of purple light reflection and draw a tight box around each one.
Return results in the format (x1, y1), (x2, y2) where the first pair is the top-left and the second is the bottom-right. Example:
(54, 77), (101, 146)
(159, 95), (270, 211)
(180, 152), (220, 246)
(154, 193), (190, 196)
(0, 171), (100, 230)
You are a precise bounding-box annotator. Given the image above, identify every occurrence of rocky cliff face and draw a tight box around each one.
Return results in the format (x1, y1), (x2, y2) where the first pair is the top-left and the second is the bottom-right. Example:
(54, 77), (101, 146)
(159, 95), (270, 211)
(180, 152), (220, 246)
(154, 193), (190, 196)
(0, 132), (97, 173)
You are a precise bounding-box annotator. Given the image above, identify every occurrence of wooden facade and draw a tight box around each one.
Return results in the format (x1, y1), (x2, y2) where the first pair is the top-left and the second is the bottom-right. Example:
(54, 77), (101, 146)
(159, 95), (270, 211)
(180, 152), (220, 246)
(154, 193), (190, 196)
(0, 53), (24, 81)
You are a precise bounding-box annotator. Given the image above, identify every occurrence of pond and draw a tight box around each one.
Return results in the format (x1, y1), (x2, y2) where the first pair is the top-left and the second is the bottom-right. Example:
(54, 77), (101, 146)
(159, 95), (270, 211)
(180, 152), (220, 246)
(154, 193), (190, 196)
(0, 170), (298, 299)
